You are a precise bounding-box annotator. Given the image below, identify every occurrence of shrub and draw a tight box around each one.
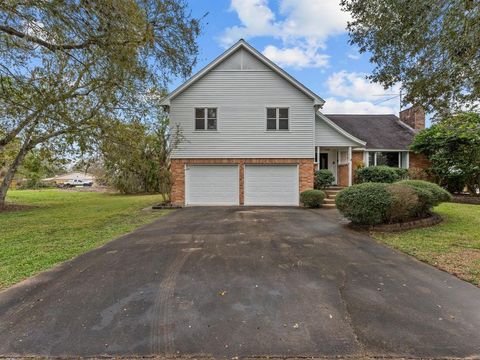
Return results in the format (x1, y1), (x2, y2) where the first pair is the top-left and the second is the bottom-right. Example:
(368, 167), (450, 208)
(397, 180), (451, 217)
(336, 183), (393, 225)
(408, 167), (430, 181)
(385, 184), (419, 223)
(355, 166), (407, 184)
(314, 169), (335, 189)
(300, 190), (326, 208)
(398, 180), (452, 205)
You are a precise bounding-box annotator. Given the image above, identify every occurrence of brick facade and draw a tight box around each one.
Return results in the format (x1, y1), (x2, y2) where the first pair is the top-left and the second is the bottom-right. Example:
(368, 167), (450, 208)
(336, 151), (364, 187)
(337, 164), (349, 187)
(399, 106), (426, 130)
(409, 153), (431, 169)
(171, 158), (314, 205)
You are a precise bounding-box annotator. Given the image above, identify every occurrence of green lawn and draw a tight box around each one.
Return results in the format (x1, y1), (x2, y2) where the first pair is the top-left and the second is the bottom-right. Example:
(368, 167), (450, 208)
(0, 189), (170, 289)
(374, 203), (480, 286)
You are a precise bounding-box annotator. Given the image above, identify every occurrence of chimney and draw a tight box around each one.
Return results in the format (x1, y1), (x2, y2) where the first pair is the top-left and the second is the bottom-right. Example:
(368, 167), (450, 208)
(399, 106), (425, 130)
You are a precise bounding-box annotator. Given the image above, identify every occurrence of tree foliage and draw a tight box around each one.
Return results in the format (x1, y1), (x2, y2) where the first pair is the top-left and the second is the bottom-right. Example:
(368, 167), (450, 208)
(0, 0), (201, 203)
(101, 116), (181, 196)
(341, 0), (480, 116)
(411, 112), (480, 195)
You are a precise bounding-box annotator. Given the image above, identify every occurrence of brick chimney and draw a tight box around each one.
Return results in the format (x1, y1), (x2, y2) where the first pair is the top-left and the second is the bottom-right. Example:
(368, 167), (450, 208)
(399, 106), (425, 130)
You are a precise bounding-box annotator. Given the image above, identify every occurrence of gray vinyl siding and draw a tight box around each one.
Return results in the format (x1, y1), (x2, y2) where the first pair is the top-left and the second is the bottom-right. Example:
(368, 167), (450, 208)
(315, 116), (359, 147)
(214, 48), (270, 71)
(170, 65), (315, 158)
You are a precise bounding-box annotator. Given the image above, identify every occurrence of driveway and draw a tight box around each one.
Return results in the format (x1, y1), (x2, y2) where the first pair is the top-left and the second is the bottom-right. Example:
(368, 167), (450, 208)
(1, 207), (480, 358)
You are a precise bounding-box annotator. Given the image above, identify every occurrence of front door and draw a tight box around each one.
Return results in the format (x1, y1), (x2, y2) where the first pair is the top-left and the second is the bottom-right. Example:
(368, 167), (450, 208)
(319, 153), (328, 170)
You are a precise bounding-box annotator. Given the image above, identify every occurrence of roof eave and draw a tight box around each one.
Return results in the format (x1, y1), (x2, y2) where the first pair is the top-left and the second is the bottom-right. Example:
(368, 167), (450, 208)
(160, 39), (325, 106)
(317, 112), (367, 146)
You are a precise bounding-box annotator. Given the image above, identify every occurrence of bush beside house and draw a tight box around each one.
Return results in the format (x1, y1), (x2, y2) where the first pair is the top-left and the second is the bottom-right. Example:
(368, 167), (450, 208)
(336, 180), (451, 225)
(314, 169), (335, 189)
(355, 166), (408, 184)
(300, 190), (326, 208)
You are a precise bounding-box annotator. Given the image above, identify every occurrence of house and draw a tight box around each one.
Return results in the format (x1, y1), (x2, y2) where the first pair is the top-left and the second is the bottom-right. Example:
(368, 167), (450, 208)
(43, 172), (96, 185)
(160, 40), (428, 206)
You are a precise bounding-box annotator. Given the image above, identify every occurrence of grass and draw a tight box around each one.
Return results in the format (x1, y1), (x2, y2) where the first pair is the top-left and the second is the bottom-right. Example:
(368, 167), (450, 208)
(374, 203), (480, 286)
(0, 189), (169, 289)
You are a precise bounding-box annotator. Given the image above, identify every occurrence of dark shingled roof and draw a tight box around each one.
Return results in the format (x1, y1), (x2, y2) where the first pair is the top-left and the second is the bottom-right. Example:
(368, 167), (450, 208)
(324, 114), (416, 150)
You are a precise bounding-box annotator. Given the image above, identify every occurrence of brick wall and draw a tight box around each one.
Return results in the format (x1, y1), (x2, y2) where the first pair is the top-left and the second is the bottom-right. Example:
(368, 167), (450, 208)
(337, 165), (349, 187)
(400, 106), (425, 130)
(171, 158), (314, 205)
(409, 153), (431, 169)
(335, 152), (364, 187)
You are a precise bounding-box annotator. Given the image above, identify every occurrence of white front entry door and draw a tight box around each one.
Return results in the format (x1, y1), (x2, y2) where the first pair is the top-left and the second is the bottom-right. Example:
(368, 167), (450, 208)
(185, 165), (239, 206)
(244, 165), (299, 206)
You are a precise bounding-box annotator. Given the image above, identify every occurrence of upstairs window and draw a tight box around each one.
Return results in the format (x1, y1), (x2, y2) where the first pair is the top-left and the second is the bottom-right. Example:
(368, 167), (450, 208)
(195, 107), (217, 130)
(266, 107), (289, 130)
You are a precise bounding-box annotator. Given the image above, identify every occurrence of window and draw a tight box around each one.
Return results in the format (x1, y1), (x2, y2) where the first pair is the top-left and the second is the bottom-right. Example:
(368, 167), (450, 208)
(195, 107), (217, 130)
(266, 107), (289, 130)
(368, 151), (407, 168)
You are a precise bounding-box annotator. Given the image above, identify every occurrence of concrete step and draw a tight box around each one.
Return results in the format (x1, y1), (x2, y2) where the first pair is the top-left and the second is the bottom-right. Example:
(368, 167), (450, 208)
(323, 203), (336, 208)
(324, 198), (336, 203)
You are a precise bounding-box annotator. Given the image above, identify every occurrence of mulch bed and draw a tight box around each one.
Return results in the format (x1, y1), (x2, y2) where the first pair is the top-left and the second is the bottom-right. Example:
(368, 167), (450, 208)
(0, 203), (36, 213)
(349, 213), (443, 232)
(152, 202), (183, 209)
(451, 195), (480, 205)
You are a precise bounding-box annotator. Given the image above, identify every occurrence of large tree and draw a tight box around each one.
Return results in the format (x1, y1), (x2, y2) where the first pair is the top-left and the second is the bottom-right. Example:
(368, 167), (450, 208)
(0, 0), (200, 204)
(411, 112), (480, 196)
(341, 0), (480, 116)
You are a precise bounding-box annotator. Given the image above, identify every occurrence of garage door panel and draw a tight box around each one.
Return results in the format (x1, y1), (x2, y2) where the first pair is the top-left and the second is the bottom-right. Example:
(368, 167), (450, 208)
(185, 165), (239, 205)
(244, 165), (299, 206)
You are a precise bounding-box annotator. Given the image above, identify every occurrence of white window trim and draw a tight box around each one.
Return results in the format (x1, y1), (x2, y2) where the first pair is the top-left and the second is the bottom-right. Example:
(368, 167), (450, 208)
(265, 106), (290, 131)
(194, 107), (218, 131)
(366, 150), (410, 168)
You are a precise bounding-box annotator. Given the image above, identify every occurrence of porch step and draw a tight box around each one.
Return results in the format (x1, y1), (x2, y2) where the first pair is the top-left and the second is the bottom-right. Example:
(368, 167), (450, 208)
(323, 202), (336, 209)
(322, 187), (344, 209)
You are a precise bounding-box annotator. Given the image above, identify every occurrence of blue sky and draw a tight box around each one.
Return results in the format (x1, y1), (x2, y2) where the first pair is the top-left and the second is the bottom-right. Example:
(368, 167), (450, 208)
(167, 0), (404, 116)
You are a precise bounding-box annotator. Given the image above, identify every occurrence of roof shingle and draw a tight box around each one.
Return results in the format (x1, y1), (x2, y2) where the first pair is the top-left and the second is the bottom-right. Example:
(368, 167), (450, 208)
(324, 114), (416, 150)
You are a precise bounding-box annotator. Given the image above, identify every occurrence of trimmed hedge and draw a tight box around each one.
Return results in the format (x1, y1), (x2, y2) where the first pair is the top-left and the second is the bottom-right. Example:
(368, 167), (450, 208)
(336, 180), (451, 225)
(300, 190), (326, 208)
(336, 183), (393, 225)
(314, 169), (335, 189)
(397, 180), (452, 205)
(355, 166), (408, 184)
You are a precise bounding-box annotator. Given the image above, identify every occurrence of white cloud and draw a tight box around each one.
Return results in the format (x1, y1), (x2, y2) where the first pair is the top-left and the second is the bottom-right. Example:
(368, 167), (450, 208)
(221, 0), (350, 68)
(263, 45), (329, 69)
(324, 71), (401, 114)
(322, 98), (397, 114)
(327, 70), (400, 101)
(347, 53), (361, 60)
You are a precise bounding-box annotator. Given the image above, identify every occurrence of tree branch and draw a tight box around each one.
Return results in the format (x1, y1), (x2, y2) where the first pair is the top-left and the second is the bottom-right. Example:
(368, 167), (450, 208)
(0, 24), (144, 52)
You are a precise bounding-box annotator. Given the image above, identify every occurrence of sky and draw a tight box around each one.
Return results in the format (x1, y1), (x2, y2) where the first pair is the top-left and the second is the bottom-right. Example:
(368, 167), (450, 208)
(168, 0), (405, 117)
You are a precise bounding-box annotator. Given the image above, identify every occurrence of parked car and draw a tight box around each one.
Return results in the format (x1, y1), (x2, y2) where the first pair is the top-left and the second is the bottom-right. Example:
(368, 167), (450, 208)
(62, 179), (94, 188)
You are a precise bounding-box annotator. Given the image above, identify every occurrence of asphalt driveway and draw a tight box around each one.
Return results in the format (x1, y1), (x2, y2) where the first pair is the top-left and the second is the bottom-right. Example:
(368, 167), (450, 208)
(1, 207), (480, 358)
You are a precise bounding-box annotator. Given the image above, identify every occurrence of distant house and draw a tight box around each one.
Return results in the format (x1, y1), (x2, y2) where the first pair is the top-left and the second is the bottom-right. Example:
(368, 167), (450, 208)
(160, 39), (429, 206)
(43, 172), (96, 185)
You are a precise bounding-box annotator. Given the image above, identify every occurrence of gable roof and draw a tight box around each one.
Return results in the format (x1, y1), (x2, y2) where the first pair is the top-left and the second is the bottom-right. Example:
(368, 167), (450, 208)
(160, 39), (325, 106)
(324, 114), (416, 150)
(316, 112), (366, 146)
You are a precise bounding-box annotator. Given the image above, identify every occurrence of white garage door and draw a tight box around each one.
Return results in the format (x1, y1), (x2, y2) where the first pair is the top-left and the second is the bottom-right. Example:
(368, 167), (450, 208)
(244, 165), (299, 206)
(185, 165), (239, 206)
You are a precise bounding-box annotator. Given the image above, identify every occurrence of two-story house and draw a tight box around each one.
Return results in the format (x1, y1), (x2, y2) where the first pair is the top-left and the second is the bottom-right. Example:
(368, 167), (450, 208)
(160, 40), (428, 206)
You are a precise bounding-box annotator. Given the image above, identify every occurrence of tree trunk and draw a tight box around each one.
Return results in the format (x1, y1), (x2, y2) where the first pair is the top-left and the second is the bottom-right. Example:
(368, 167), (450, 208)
(0, 142), (30, 205)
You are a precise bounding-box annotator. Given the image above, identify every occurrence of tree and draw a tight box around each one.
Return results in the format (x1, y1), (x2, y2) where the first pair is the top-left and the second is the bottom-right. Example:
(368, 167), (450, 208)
(100, 115), (181, 197)
(0, 0), (201, 205)
(411, 112), (480, 196)
(341, 0), (480, 116)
